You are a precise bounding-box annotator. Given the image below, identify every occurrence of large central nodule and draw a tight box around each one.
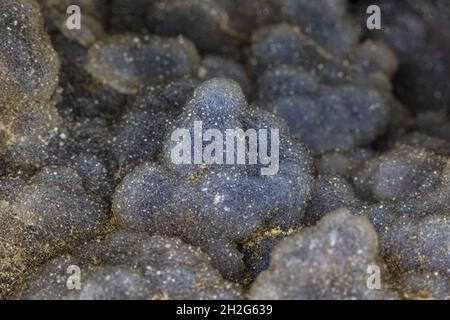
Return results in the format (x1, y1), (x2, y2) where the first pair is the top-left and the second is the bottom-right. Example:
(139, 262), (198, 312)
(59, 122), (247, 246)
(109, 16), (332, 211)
(170, 120), (280, 176)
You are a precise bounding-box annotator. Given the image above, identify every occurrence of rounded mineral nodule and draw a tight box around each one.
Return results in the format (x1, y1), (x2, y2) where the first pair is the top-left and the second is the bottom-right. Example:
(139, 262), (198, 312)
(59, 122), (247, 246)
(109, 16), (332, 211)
(0, 0), (60, 105)
(113, 79), (314, 281)
(249, 209), (398, 300)
(85, 34), (201, 94)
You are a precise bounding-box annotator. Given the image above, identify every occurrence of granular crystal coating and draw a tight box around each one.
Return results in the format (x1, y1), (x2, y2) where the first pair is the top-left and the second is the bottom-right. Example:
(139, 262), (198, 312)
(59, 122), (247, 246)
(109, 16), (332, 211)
(19, 231), (242, 300)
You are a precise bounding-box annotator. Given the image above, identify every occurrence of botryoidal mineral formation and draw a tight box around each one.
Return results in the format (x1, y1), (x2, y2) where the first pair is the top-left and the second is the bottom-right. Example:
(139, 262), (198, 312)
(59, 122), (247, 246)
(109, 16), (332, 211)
(0, 0), (449, 300)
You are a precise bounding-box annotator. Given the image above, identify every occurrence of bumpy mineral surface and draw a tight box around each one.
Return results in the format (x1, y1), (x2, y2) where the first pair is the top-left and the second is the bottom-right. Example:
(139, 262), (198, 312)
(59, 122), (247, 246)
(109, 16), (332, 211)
(0, 0), (448, 300)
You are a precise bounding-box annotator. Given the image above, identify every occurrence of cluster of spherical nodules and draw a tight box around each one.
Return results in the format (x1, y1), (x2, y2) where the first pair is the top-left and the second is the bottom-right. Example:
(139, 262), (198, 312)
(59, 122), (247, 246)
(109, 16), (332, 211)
(0, 0), (449, 300)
